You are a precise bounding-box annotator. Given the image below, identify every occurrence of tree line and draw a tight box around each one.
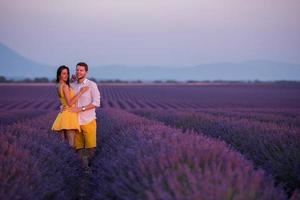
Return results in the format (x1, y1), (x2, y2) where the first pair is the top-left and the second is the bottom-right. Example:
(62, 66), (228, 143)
(0, 75), (299, 85)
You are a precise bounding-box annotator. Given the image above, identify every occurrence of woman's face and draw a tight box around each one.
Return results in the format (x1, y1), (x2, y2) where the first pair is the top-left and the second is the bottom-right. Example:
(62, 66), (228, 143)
(60, 69), (69, 82)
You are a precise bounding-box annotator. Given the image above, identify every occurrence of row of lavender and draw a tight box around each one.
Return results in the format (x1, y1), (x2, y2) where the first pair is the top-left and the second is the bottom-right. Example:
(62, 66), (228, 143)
(101, 84), (300, 109)
(2, 84), (300, 111)
(132, 109), (300, 196)
(1, 107), (299, 199)
(1, 84), (300, 199)
(0, 110), (46, 125)
(192, 108), (300, 128)
(0, 112), (80, 199)
(89, 108), (294, 200)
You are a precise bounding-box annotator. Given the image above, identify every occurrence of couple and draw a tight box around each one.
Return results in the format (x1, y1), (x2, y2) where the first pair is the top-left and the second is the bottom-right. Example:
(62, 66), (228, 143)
(51, 62), (100, 169)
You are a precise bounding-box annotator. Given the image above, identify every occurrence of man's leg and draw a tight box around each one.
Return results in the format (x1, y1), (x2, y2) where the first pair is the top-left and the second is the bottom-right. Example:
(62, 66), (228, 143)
(77, 149), (89, 168)
(74, 130), (88, 168)
(81, 120), (97, 166)
(87, 148), (96, 166)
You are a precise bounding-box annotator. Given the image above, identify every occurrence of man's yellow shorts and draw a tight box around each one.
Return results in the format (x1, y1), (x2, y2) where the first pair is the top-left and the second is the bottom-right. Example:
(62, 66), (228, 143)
(75, 120), (97, 149)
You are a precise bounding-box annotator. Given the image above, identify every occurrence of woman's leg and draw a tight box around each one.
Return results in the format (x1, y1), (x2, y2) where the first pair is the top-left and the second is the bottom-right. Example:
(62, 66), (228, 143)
(66, 130), (76, 147)
(58, 130), (67, 142)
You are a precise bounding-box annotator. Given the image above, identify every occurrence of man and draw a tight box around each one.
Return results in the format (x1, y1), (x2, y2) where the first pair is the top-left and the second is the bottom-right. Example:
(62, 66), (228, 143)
(71, 62), (101, 169)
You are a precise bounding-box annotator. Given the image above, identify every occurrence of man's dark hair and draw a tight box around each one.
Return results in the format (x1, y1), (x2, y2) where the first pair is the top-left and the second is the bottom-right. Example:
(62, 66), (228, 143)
(76, 62), (88, 71)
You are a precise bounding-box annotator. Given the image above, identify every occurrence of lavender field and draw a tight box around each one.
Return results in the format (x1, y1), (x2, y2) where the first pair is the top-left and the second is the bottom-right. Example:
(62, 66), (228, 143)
(1, 83), (300, 200)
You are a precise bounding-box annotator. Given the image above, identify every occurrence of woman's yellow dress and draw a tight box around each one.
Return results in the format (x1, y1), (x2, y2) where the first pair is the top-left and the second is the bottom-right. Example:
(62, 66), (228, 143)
(52, 85), (81, 132)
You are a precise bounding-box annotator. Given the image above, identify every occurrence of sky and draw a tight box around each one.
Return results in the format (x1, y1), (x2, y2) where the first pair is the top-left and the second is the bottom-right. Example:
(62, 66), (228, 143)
(0, 0), (300, 67)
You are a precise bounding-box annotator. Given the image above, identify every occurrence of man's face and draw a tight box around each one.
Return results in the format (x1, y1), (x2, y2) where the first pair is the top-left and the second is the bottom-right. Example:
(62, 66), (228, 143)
(76, 66), (87, 80)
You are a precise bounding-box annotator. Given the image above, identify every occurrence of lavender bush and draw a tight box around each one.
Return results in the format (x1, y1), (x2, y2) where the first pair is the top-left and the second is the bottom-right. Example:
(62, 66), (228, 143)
(192, 108), (300, 128)
(133, 109), (300, 196)
(0, 110), (46, 125)
(0, 112), (80, 199)
(90, 108), (286, 199)
(1, 84), (300, 199)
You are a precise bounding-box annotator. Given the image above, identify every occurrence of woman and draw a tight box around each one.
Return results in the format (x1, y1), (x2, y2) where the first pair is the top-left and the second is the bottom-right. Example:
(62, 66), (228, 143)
(52, 65), (88, 147)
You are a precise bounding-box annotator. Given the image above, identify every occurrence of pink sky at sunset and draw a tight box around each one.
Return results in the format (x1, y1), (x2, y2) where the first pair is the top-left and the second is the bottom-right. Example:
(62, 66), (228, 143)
(0, 0), (299, 67)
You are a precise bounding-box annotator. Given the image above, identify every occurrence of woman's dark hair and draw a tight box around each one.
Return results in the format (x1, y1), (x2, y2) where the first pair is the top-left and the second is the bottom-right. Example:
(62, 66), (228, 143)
(56, 65), (70, 86)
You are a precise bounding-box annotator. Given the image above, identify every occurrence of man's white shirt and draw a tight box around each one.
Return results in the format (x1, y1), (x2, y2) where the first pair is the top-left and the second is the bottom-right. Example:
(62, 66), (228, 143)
(71, 79), (101, 125)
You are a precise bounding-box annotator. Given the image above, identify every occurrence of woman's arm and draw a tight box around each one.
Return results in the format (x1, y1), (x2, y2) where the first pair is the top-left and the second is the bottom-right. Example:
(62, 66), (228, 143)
(71, 82), (100, 113)
(62, 84), (88, 107)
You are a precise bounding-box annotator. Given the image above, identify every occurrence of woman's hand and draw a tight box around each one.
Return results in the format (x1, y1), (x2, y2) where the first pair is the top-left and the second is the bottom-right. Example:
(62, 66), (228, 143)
(61, 105), (71, 112)
(80, 86), (89, 94)
(71, 107), (81, 113)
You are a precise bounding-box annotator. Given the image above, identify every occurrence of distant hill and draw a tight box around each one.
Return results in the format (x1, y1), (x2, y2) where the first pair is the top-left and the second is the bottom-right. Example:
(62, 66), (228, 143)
(0, 43), (55, 79)
(1, 43), (300, 81)
(92, 61), (300, 81)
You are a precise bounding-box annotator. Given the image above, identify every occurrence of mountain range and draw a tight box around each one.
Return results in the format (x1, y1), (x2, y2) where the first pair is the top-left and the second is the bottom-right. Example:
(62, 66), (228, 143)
(1, 43), (300, 81)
